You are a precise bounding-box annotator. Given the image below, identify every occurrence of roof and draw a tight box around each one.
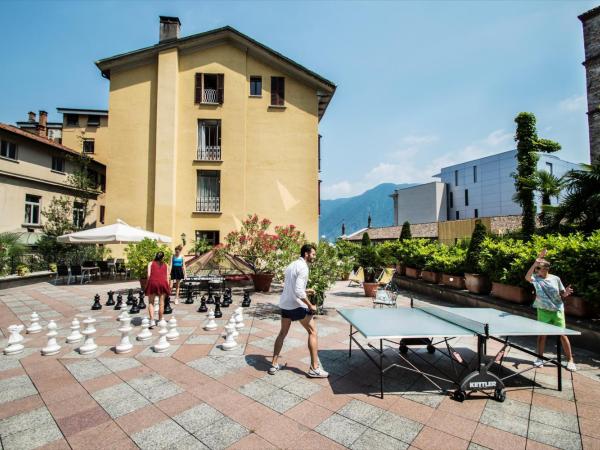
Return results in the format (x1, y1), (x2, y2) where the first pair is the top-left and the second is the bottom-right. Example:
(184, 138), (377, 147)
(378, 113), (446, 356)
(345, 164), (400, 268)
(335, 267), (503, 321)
(0, 123), (106, 168)
(95, 25), (336, 120)
(579, 5), (600, 21)
(16, 122), (62, 128)
(346, 224), (438, 241)
(57, 108), (108, 116)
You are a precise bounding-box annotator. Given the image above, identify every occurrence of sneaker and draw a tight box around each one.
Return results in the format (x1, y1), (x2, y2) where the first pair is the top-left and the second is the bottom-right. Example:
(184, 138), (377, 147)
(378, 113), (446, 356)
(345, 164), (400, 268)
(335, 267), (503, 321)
(268, 364), (280, 375)
(566, 361), (577, 372)
(533, 358), (544, 367)
(308, 366), (329, 378)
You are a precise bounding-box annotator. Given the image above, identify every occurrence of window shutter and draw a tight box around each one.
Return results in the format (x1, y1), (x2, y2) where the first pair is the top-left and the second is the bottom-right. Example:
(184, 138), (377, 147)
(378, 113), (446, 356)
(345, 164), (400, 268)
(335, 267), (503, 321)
(278, 77), (285, 105)
(217, 74), (224, 104)
(194, 73), (203, 103)
(271, 77), (278, 105)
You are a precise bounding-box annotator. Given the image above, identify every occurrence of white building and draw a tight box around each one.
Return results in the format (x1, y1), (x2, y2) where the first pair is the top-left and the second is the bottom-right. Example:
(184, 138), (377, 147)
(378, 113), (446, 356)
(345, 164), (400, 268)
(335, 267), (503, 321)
(390, 182), (446, 225)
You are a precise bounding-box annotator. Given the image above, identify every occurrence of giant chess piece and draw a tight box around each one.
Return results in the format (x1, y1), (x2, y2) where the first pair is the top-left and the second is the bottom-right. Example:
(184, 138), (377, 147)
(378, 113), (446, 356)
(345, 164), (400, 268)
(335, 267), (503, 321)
(185, 286), (194, 304)
(223, 290), (232, 307)
(198, 295), (208, 313)
(41, 320), (61, 356)
(221, 323), (238, 351)
(106, 290), (116, 306)
(226, 316), (239, 338)
(166, 317), (179, 341)
(115, 314), (133, 354)
(66, 318), (83, 344)
(78, 317), (98, 355)
(216, 294), (228, 309)
(129, 296), (140, 314)
(91, 294), (102, 310)
(164, 295), (173, 315)
(214, 298), (222, 318)
(137, 318), (152, 341)
(126, 289), (135, 306)
(137, 291), (146, 310)
(26, 312), (42, 334)
(242, 291), (251, 307)
(204, 310), (218, 331)
(152, 319), (170, 353)
(206, 285), (215, 304)
(234, 308), (245, 330)
(4, 324), (25, 355)
(115, 294), (123, 310)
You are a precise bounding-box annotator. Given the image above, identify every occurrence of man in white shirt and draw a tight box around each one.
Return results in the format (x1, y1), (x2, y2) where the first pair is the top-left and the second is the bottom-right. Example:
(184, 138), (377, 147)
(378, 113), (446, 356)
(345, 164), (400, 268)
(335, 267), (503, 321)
(268, 244), (329, 378)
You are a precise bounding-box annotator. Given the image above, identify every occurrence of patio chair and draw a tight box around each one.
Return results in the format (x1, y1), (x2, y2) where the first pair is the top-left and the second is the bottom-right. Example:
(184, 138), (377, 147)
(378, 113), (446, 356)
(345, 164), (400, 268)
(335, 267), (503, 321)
(377, 268), (396, 287)
(55, 265), (70, 285)
(372, 287), (397, 308)
(98, 261), (110, 278)
(348, 267), (365, 287)
(115, 261), (130, 279)
(69, 265), (89, 284)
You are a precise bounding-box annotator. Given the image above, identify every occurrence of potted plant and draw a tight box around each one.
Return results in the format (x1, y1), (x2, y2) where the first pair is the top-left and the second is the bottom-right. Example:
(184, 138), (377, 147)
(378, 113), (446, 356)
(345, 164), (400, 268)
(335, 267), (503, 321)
(464, 220), (492, 294)
(402, 239), (433, 279)
(191, 236), (212, 256)
(439, 246), (467, 289)
(357, 245), (383, 297)
(421, 244), (446, 284)
(307, 241), (340, 313)
(124, 238), (173, 290)
(16, 264), (30, 277)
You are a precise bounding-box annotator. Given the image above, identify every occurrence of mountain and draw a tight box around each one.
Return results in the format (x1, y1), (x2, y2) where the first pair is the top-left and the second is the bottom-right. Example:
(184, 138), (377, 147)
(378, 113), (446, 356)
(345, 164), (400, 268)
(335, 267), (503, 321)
(319, 183), (416, 241)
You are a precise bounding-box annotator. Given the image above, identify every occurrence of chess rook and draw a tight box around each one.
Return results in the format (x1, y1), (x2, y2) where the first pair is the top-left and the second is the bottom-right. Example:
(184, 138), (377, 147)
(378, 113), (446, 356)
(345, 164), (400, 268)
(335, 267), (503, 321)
(106, 291), (116, 306)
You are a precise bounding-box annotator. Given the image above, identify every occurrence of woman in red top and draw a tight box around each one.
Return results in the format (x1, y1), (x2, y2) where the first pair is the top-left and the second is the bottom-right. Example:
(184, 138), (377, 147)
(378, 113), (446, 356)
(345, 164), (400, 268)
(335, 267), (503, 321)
(145, 252), (171, 328)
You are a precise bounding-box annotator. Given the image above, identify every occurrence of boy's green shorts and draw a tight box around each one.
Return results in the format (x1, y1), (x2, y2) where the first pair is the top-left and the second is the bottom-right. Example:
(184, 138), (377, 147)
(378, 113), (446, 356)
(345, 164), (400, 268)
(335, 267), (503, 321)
(537, 309), (566, 328)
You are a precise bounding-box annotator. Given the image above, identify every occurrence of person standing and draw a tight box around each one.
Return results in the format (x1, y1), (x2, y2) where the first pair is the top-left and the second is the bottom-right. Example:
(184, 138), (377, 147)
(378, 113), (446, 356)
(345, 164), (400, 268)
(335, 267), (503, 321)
(269, 244), (329, 378)
(145, 252), (170, 329)
(525, 249), (576, 371)
(171, 245), (186, 304)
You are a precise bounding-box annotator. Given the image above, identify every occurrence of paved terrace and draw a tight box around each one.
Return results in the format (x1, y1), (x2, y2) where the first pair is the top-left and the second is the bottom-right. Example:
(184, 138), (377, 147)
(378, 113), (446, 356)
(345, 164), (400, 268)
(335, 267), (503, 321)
(0, 280), (598, 450)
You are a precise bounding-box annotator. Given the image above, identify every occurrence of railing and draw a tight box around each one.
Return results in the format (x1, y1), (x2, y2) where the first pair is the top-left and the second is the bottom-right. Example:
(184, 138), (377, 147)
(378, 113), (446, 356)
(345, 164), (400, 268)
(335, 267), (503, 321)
(197, 146), (221, 161)
(203, 89), (218, 103)
(196, 197), (220, 212)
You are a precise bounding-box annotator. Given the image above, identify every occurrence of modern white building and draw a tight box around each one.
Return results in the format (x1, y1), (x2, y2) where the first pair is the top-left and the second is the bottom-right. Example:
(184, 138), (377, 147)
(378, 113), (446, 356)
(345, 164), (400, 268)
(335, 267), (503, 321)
(390, 182), (446, 225)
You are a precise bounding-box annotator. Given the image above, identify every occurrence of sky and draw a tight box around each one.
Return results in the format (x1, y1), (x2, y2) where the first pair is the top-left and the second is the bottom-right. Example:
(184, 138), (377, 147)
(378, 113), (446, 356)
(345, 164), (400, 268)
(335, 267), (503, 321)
(0, 0), (594, 199)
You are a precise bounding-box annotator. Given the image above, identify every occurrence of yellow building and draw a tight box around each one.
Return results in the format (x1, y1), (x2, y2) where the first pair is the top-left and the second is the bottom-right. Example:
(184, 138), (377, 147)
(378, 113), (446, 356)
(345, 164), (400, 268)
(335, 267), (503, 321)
(95, 17), (335, 248)
(57, 108), (109, 165)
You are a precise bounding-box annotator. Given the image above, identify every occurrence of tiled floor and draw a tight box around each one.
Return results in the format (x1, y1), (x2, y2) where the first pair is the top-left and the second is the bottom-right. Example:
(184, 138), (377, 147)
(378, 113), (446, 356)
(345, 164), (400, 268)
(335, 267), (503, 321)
(0, 280), (598, 449)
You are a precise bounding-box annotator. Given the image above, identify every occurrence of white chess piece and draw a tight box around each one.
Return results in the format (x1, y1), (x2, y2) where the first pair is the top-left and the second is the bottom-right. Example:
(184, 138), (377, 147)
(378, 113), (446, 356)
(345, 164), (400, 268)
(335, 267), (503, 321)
(118, 310), (129, 321)
(234, 307), (244, 322)
(152, 320), (170, 353)
(115, 315), (133, 354)
(225, 316), (239, 338)
(78, 317), (98, 355)
(136, 318), (153, 341)
(4, 324), (25, 355)
(166, 317), (179, 341)
(26, 312), (42, 334)
(66, 318), (83, 344)
(234, 308), (245, 330)
(41, 320), (61, 356)
(221, 323), (238, 351)
(204, 310), (218, 331)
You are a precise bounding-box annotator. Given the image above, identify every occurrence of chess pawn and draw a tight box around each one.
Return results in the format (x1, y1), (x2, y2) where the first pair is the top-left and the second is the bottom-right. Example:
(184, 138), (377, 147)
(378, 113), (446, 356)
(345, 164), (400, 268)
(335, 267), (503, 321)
(221, 323), (238, 351)
(185, 288), (194, 304)
(242, 292), (251, 307)
(137, 291), (146, 310)
(26, 312), (42, 334)
(91, 294), (102, 310)
(129, 297), (140, 314)
(118, 310), (129, 322)
(126, 289), (134, 305)
(166, 317), (179, 341)
(4, 324), (25, 355)
(198, 295), (208, 313)
(152, 320), (170, 353)
(66, 318), (83, 344)
(204, 310), (218, 331)
(106, 290), (116, 306)
(136, 318), (152, 341)
(217, 294), (228, 308)
(214, 300), (222, 318)
(41, 320), (61, 356)
(164, 295), (173, 314)
(115, 294), (123, 310)
(206, 289), (215, 304)
(115, 315), (133, 354)
(78, 317), (98, 355)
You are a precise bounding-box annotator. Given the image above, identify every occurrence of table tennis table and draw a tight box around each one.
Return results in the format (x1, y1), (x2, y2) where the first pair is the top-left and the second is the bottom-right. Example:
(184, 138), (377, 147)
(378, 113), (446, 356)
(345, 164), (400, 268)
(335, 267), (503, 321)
(338, 299), (580, 401)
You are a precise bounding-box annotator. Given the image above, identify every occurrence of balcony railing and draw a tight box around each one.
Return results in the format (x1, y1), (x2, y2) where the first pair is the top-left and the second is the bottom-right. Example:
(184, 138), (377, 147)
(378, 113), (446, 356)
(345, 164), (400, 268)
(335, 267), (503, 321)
(202, 89), (218, 103)
(197, 146), (221, 161)
(196, 197), (220, 212)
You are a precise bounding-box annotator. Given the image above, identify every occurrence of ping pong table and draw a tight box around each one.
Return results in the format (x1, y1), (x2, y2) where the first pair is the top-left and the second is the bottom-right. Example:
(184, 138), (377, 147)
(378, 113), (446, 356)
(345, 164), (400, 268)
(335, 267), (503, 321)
(338, 299), (580, 401)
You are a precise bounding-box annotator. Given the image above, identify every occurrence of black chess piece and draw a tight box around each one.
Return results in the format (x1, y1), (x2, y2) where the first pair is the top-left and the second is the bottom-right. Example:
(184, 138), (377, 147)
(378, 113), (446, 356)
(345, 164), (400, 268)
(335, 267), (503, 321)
(126, 289), (134, 306)
(198, 295), (208, 312)
(137, 290), (146, 309)
(106, 291), (115, 306)
(185, 286), (194, 304)
(164, 295), (173, 314)
(206, 292), (215, 304)
(242, 291), (251, 307)
(219, 294), (229, 308)
(214, 299), (222, 318)
(129, 296), (140, 314)
(91, 294), (102, 310)
(115, 294), (123, 310)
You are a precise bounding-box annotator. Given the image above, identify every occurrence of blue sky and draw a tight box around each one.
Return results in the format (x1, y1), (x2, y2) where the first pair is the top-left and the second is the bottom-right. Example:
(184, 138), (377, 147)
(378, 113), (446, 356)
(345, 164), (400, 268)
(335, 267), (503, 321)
(0, 1), (594, 199)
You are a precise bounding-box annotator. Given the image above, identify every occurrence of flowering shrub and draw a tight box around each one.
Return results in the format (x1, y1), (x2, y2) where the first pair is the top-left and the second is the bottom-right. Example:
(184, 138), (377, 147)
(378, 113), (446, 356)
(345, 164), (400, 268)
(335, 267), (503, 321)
(223, 215), (278, 274)
(271, 224), (306, 281)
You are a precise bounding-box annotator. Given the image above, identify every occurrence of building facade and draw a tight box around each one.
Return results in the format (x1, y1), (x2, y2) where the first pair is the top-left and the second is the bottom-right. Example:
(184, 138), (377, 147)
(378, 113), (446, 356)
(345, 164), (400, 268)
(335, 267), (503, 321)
(390, 182), (446, 226)
(95, 17), (335, 246)
(16, 111), (62, 144)
(57, 108), (109, 165)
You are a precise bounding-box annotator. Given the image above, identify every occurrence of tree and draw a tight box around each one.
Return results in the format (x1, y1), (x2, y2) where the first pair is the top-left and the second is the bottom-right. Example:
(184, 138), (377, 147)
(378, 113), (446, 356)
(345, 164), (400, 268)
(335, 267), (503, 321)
(464, 219), (487, 274)
(513, 113), (561, 239)
(400, 221), (412, 241)
(361, 232), (371, 247)
(0, 232), (26, 275)
(535, 169), (564, 226)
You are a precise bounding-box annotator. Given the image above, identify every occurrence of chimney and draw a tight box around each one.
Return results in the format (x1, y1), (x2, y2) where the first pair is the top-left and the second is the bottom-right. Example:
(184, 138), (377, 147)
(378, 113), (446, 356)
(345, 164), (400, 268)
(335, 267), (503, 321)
(36, 110), (48, 137)
(28, 111), (36, 123)
(159, 16), (180, 42)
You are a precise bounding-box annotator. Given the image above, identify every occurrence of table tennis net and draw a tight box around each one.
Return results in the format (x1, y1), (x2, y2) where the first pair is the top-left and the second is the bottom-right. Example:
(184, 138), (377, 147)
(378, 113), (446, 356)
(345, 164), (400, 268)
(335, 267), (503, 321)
(412, 298), (488, 336)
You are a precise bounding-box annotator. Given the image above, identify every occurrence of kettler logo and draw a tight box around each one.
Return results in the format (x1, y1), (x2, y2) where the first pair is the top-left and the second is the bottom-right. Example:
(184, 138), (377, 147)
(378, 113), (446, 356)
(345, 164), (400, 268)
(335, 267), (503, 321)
(469, 381), (497, 388)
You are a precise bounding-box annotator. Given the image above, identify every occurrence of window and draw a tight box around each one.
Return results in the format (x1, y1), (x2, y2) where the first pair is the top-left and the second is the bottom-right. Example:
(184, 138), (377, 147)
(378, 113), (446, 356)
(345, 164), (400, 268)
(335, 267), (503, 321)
(271, 76), (285, 106)
(82, 139), (95, 154)
(197, 120), (221, 160)
(197, 170), (220, 212)
(454, 169), (459, 186)
(195, 230), (220, 246)
(65, 114), (79, 126)
(0, 140), (17, 160)
(99, 205), (105, 224)
(87, 115), (100, 127)
(455, 210), (460, 220)
(51, 156), (65, 172)
(449, 191), (454, 208)
(546, 162), (553, 175)
(73, 202), (85, 228)
(24, 195), (40, 225)
(194, 73), (224, 104)
(99, 174), (106, 192)
(474, 208), (479, 218)
(250, 76), (262, 96)
(465, 189), (469, 206)
(473, 165), (477, 183)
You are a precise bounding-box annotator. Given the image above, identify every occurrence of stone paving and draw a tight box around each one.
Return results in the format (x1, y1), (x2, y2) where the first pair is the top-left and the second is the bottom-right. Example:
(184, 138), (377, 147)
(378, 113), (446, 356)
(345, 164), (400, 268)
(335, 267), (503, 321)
(0, 280), (599, 450)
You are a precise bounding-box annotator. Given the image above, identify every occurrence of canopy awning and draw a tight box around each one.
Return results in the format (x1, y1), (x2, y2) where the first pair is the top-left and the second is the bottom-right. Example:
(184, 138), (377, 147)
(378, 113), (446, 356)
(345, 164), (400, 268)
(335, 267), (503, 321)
(57, 219), (172, 244)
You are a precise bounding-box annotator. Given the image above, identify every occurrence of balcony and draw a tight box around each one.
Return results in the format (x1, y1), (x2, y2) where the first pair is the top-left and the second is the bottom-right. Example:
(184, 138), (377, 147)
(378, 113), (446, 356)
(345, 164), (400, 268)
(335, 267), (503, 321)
(202, 88), (218, 104)
(197, 146), (221, 161)
(196, 196), (220, 213)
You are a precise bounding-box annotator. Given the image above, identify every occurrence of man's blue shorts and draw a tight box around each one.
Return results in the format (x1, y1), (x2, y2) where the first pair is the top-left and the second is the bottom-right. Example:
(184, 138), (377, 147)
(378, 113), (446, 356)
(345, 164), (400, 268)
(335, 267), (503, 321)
(281, 307), (310, 321)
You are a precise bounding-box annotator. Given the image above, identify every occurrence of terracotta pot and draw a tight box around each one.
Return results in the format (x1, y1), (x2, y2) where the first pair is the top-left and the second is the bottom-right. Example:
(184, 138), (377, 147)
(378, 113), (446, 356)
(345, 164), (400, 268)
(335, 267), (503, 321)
(421, 270), (442, 284)
(139, 278), (148, 291)
(464, 273), (491, 295)
(442, 274), (466, 290)
(341, 272), (350, 281)
(363, 282), (379, 298)
(491, 282), (534, 305)
(405, 267), (421, 279)
(251, 273), (274, 292)
(564, 296), (594, 318)
(396, 263), (406, 276)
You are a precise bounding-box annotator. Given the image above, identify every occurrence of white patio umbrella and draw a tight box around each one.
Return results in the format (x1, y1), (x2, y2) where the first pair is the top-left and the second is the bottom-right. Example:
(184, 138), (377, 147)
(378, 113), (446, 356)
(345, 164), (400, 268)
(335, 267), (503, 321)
(57, 219), (172, 244)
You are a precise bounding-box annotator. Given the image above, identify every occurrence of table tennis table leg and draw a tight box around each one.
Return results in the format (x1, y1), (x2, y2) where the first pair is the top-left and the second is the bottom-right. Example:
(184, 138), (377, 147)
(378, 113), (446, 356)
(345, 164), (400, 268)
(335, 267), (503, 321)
(349, 325), (352, 358)
(380, 339), (384, 399)
(556, 335), (562, 391)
